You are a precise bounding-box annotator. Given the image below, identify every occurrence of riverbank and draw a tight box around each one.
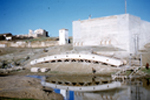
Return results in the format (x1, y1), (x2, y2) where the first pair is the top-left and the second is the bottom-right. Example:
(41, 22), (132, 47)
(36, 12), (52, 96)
(0, 75), (64, 100)
(0, 64), (150, 100)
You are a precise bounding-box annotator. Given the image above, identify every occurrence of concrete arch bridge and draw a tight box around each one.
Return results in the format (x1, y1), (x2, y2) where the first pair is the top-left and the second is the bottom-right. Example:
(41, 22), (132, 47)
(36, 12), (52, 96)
(30, 54), (125, 67)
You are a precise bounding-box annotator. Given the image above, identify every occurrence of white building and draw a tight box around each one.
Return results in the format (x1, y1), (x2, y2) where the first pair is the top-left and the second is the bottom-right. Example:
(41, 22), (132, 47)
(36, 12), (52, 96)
(28, 28), (48, 38)
(73, 14), (150, 53)
(59, 29), (68, 45)
(16, 28), (48, 39)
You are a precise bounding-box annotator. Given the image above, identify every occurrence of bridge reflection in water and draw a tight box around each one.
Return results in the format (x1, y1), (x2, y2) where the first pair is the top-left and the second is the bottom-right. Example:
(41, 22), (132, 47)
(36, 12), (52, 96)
(53, 80), (150, 100)
(27, 75), (150, 100)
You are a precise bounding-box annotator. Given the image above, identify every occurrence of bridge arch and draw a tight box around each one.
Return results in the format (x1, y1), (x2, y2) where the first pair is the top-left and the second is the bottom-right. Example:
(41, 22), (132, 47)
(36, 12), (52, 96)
(30, 54), (124, 67)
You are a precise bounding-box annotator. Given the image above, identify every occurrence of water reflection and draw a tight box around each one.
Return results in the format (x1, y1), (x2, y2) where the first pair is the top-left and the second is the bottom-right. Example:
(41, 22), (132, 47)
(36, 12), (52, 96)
(52, 79), (150, 100)
(27, 75), (150, 100)
(55, 84), (150, 100)
(54, 89), (74, 100)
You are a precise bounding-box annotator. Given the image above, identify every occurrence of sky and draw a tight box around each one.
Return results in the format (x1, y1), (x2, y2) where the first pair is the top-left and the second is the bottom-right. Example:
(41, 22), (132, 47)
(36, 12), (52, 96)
(0, 0), (150, 37)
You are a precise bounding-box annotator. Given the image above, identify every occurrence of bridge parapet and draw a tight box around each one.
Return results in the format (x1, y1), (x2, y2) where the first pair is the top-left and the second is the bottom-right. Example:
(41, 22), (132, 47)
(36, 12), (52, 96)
(30, 54), (125, 67)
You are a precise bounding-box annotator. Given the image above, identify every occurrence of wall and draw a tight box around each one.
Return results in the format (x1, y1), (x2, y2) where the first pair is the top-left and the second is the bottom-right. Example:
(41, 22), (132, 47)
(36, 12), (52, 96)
(73, 21), (81, 46)
(139, 20), (150, 50)
(116, 14), (130, 51)
(73, 14), (150, 53)
(128, 15), (150, 53)
(73, 14), (130, 51)
(128, 15), (141, 53)
(73, 15), (119, 46)
(9, 41), (58, 48)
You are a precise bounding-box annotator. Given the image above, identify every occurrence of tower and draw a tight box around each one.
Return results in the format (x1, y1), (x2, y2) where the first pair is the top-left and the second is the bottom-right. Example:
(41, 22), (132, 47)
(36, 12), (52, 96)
(59, 29), (68, 45)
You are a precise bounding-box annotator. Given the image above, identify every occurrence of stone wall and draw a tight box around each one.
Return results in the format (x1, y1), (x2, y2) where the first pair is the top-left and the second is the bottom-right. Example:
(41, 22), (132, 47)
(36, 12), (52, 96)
(9, 41), (59, 48)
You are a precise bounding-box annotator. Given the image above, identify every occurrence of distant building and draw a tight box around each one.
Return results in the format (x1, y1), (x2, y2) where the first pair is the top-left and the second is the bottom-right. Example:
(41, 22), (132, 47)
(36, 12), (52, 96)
(73, 14), (150, 53)
(16, 28), (49, 39)
(0, 33), (13, 41)
(59, 29), (68, 45)
(28, 28), (49, 38)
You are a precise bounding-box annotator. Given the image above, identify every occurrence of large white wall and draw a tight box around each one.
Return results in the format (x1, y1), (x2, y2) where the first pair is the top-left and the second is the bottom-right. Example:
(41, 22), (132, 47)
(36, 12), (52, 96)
(128, 15), (150, 53)
(73, 14), (130, 51)
(117, 14), (130, 51)
(139, 21), (150, 50)
(73, 14), (150, 53)
(128, 15), (141, 53)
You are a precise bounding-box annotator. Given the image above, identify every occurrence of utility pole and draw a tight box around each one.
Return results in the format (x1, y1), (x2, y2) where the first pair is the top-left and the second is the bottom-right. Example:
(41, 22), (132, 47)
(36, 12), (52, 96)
(125, 0), (127, 14)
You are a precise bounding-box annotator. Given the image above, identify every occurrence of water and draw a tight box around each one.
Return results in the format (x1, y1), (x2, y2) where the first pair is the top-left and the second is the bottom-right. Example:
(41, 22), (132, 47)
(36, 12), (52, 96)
(27, 75), (150, 100)
(56, 85), (150, 100)
(54, 89), (74, 100)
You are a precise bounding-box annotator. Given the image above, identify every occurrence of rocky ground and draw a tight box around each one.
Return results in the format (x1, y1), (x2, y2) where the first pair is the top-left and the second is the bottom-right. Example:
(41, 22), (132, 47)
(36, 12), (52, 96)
(0, 45), (73, 100)
(0, 76), (63, 100)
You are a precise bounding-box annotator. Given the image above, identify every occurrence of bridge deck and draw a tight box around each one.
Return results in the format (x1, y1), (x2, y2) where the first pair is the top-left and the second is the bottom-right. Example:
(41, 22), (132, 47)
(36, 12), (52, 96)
(30, 54), (124, 67)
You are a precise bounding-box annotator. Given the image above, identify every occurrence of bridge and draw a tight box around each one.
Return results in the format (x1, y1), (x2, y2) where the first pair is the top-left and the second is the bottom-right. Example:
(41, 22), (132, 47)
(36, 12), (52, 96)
(30, 54), (125, 67)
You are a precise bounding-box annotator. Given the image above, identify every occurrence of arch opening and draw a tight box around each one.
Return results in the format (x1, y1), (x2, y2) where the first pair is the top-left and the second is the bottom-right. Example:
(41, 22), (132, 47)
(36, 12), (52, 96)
(65, 82), (70, 85)
(72, 82), (77, 86)
(64, 59), (69, 62)
(71, 59), (76, 62)
(79, 82), (84, 86)
(102, 81), (108, 84)
(93, 61), (99, 64)
(58, 81), (63, 84)
(57, 59), (62, 62)
(51, 60), (56, 63)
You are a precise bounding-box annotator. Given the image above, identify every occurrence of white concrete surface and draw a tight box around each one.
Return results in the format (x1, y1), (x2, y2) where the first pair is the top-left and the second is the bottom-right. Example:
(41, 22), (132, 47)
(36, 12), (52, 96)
(30, 54), (124, 67)
(0, 44), (6, 48)
(30, 67), (40, 72)
(73, 14), (150, 53)
(59, 29), (68, 45)
(40, 68), (50, 72)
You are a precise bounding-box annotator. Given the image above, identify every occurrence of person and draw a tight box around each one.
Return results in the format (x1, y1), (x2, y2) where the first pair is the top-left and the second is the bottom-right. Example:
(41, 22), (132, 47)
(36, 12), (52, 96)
(146, 63), (149, 70)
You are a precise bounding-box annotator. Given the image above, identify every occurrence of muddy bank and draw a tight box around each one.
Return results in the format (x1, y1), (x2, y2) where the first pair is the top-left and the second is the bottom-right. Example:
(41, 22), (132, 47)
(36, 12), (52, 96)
(0, 76), (63, 100)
